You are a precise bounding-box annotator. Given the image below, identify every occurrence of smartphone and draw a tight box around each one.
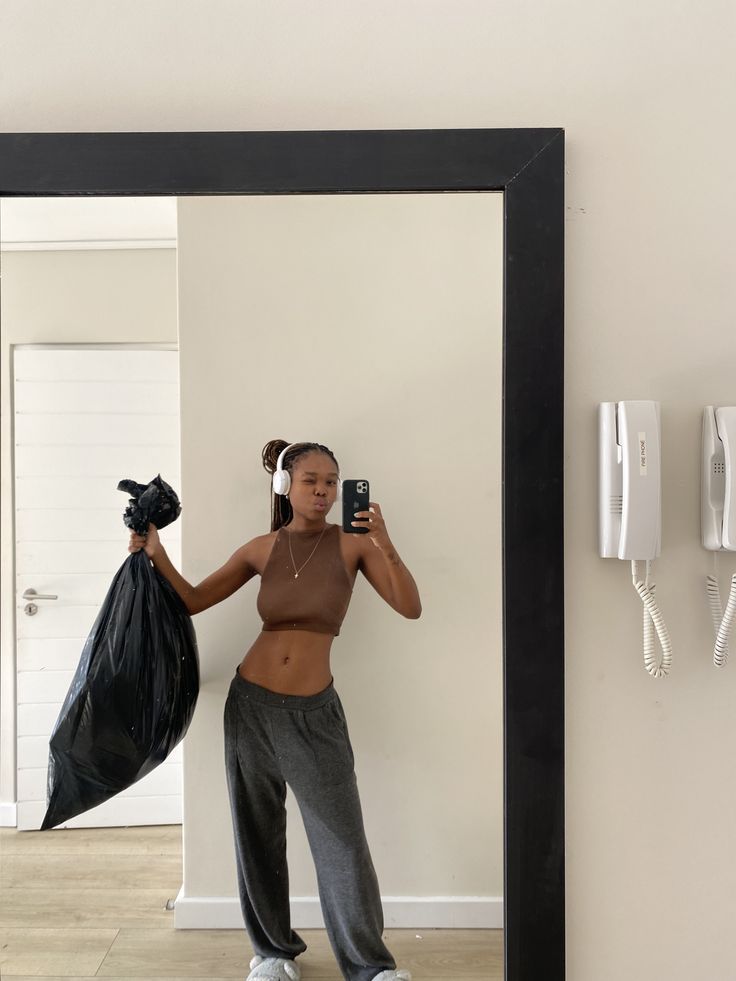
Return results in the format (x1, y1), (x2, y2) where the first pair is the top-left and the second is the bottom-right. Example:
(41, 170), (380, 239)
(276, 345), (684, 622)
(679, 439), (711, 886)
(342, 479), (370, 534)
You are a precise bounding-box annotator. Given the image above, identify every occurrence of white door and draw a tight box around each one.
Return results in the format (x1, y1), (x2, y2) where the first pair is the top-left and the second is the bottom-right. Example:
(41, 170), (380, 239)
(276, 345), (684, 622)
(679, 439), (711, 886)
(14, 346), (183, 830)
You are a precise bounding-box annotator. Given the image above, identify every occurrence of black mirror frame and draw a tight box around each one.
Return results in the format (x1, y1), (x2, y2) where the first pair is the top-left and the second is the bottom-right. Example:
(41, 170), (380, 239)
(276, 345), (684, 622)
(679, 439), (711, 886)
(0, 128), (565, 981)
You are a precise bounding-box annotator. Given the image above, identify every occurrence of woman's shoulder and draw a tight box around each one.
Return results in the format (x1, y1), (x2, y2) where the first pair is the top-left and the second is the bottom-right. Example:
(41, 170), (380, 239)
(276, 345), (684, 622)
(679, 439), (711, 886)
(334, 521), (361, 540)
(230, 530), (278, 577)
(334, 522), (364, 567)
(239, 529), (279, 551)
(257, 529), (280, 542)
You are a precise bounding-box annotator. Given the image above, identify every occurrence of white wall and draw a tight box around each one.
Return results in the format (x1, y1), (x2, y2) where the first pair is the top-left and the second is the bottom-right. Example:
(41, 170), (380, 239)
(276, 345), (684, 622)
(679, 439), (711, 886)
(0, 248), (178, 816)
(174, 193), (503, 919)
(2, 1), (736, 976)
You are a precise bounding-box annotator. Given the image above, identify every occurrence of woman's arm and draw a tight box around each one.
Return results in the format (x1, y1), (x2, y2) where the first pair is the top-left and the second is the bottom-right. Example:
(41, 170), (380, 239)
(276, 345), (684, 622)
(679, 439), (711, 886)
(353, 503), (422, 619)
(129, 524), (257, 615)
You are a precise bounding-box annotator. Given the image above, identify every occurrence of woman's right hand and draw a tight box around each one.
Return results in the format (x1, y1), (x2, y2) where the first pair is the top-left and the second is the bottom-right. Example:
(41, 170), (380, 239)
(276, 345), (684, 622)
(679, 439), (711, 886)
(128, 523), (160, 559)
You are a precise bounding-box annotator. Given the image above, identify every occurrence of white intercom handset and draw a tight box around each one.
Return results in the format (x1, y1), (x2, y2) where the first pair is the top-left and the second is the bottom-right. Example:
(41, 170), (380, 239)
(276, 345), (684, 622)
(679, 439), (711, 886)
(702, 406), (736, 666)
(599, 400), (673, 677)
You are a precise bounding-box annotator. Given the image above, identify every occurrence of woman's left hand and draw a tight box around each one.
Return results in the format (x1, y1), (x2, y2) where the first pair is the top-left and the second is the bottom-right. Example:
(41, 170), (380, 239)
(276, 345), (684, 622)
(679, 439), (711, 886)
(352, 501), (392, 550)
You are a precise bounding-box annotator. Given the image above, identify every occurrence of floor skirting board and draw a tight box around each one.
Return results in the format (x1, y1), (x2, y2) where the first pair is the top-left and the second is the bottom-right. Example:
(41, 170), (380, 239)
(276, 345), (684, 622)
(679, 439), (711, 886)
(173, 890), (503, 930)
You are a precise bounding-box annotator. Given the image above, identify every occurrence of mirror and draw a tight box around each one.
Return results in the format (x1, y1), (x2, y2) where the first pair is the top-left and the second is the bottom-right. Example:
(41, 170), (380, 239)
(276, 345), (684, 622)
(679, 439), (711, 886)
(0, 129), (565, 981)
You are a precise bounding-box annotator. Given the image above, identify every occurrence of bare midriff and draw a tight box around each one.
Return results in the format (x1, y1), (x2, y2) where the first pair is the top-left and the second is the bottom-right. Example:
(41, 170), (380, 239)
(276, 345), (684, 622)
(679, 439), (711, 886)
(237, 630), (335, 696)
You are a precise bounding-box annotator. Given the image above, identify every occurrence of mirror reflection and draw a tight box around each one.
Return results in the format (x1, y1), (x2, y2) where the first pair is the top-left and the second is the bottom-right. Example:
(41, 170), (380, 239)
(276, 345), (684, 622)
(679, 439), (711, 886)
(1, 192), (504, 979)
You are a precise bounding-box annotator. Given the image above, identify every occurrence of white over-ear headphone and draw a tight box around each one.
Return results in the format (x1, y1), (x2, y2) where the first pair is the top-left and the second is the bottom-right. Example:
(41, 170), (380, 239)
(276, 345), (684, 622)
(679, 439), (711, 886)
(272, 443), (342, 501)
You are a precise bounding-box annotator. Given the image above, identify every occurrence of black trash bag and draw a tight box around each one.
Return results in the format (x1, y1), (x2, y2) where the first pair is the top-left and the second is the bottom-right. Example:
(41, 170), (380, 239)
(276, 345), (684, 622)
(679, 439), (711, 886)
(118, 473), (182, 535)
(41, 477), (198, 830)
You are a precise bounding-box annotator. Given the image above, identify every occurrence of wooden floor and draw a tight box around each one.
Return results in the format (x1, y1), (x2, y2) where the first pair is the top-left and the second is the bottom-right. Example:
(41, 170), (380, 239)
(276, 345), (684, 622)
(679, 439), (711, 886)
(0, 825), (503, 979)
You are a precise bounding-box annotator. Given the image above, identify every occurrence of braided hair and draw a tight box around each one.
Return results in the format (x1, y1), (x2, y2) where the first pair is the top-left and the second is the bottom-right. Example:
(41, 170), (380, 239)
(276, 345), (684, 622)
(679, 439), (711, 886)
(262, 440), (340, 532)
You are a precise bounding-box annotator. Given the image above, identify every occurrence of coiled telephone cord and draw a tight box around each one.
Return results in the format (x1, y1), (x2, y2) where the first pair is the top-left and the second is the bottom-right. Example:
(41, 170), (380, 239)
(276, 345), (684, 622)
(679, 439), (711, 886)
(706, 572), (736, 667)
(632, 560), (672, 678)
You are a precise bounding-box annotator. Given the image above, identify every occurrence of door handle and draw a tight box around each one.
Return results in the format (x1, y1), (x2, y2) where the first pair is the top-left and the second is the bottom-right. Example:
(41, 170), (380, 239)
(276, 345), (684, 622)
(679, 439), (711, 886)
(22, 588), (58, 601)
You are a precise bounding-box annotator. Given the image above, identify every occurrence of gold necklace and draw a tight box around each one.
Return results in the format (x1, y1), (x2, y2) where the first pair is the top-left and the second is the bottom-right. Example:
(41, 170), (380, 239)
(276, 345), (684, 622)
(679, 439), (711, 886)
(286, 525), (328, 579)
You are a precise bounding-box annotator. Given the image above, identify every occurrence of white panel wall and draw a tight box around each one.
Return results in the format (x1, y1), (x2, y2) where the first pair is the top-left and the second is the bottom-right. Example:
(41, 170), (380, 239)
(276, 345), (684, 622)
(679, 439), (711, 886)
(13, 348), (182, 830)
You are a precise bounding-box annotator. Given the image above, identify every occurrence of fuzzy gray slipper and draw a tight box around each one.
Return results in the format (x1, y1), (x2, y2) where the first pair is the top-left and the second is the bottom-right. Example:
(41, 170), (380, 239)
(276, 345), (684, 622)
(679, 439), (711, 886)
(372, 971), (412, 981)
(246, 955), (300, 980)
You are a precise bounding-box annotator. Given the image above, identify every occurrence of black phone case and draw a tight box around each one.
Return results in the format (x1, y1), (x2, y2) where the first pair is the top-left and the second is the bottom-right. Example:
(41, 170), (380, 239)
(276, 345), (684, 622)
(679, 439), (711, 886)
(342, 479), (370, 534)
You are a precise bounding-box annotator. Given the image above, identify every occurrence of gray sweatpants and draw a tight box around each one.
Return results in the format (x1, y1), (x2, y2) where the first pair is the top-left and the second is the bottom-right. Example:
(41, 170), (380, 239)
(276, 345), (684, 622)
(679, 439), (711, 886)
(223, 669), (397, 981)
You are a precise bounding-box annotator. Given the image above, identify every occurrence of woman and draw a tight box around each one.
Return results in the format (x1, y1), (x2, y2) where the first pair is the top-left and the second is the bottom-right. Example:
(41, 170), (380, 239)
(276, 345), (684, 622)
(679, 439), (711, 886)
(129, 440), (421, 981)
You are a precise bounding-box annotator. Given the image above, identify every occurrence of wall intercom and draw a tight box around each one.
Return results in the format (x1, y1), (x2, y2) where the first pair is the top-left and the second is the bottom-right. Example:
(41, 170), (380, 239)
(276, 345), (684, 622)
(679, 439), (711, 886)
(702, 405), (736, 666)
(599, 400), (672, 677)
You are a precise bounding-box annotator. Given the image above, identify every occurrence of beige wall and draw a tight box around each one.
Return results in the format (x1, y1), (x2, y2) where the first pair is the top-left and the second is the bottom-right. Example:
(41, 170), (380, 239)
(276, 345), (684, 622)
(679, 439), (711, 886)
(0, 248), (178, 810)
(3, 0), (736, 975)
(175, 193), (503, 908)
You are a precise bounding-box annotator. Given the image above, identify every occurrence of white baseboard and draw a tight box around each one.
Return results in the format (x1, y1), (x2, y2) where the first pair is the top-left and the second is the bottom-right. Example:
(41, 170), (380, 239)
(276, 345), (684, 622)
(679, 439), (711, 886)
(0, 802), (17, 827)
(174, 889), (502, 930)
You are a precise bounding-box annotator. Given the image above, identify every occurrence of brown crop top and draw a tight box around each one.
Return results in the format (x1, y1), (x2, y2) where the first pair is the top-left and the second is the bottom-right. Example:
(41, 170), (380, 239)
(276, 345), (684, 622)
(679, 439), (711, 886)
(257, 523), (353, 637)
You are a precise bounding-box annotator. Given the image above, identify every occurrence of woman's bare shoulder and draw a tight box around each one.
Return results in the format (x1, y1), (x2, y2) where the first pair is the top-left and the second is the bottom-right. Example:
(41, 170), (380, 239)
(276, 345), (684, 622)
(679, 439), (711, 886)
(238, 530), (279, 576)
(250, 530), (279, 545)
(335, 523), (363, 577)
(335, 524), (354, 543)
